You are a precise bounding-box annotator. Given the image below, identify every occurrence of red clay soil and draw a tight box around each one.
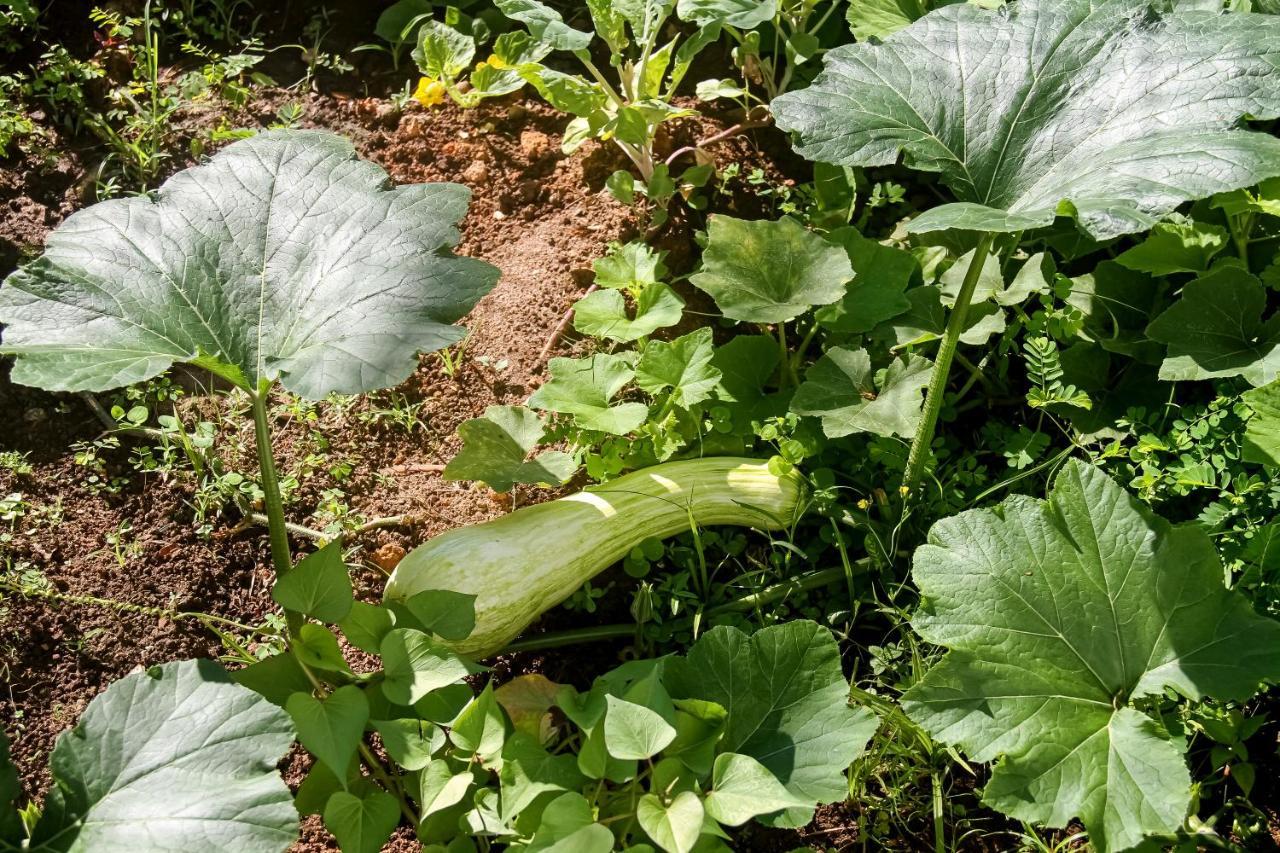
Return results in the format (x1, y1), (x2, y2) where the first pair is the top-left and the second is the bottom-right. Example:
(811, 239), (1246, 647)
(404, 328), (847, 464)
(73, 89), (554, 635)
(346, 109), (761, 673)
(0, 89), (814, 850)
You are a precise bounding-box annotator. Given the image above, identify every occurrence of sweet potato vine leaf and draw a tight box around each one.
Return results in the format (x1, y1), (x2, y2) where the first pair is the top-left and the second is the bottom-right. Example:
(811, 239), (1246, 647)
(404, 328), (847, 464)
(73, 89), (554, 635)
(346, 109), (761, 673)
(773, 0), (1280, 238)
(444, 405), (577, 492)
(903, 461), (1280, 853)
(29, 660), (297, 853)
(0, 130), (498, 399)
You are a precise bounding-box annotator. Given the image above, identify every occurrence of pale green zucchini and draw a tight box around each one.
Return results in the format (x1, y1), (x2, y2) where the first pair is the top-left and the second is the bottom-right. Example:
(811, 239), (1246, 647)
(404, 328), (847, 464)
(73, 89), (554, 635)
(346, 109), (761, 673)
(384, 457), (806, 657)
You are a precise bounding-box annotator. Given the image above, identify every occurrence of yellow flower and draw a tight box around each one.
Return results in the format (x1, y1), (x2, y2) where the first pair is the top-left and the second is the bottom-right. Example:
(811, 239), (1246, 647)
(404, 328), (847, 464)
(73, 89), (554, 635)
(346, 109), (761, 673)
(413, 77), (447, 107)
(485, 54), (507, 70)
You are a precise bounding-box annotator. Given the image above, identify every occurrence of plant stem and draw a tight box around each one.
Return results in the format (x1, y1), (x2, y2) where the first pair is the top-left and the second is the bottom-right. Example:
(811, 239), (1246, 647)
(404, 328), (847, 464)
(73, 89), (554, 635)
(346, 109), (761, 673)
(902, 232), (996, 497)
(250, 388), (292, 578)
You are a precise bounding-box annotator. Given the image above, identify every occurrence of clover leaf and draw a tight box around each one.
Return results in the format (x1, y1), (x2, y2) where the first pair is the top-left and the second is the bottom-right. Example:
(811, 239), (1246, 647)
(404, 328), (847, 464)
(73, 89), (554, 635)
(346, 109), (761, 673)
(30, 660), (297, 852)
(444, 405), (577, 492)
(791, 347), (933, 439)
(0, 130), (498, 399)
(904, 460), (1280, 852)
(1145, 266), (1280, 387)
(528, 354), (650, 435)
(689, 215), (853, 323)
(774, 0), (1280, 238)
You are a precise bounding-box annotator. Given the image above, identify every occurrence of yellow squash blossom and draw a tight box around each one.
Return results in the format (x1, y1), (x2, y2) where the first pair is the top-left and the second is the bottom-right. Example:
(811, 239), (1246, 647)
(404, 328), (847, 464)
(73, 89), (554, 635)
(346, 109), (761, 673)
(413, 77), (447, 107)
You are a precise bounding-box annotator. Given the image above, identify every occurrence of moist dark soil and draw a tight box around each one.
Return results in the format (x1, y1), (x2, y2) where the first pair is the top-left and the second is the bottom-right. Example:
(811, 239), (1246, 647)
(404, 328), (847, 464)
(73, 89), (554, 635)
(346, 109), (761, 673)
(0, 75), (821, 850)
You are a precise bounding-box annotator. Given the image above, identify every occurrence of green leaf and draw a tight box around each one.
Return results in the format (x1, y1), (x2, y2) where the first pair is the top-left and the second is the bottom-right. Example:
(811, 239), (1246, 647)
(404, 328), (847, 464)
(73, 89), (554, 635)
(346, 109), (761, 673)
(375, 0), (432, 44)
(528, 354), (650, 434)
(1243, 379), (1280, 466)
(636, 791), (704, 853)
(594, 243), (666, 290)
(677, 0), (776, 29)
(635, 328), (722, 409)
(846, 0), (934, 41)
(233, 649), (316, 707)
(451, 683), (507, 761)
(339, 601), (396, 655)
(774, 0), (1280, 238)
(1115, 217), (1229, 276)
(1065, 261), (1164, 362)
(323, 790), (400, 853)
(499, 733), (586, 822)
(413, 20), (476, 80)
(392, 588), (478, 642)
(272, 542), (353, 623)
(380, 628), (475, 705)
(286, 686), (370, 784)
(666, 621), (878, 808)
(572, 283), (685, 342)
(372, 718), (440, 771)
(938, 247), (1002, 308)
(495, 0), (593, 50)
(520, 67), (608, 116)
(525, 792), (614, 853)
(604, 695), (677, 760)
(0, 131), (498, 398)
(902, 460), (1280, 853)
(703, 753), (809, 827)
(690, 215), (853, 323)
(666, 699), (727, 776)
(444, 405), (576, 492)
(791, 347), (932, 439)
(30, 660), (296, 852)
(294, 624), (351, 674)
(1145, 266), (1280, 387)
(814, 229), (916, 334)
(996, 252), (1055, 307)
(877, 286), (1005, 348)
(417, 759), (475, 819)
(295, 759), (348, 817)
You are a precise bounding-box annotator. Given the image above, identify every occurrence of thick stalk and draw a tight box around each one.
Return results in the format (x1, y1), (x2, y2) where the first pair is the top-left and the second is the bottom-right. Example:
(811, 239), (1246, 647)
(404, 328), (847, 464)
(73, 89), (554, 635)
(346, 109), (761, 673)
(902, 232), (996, 496)
(251, 388), (292, 578)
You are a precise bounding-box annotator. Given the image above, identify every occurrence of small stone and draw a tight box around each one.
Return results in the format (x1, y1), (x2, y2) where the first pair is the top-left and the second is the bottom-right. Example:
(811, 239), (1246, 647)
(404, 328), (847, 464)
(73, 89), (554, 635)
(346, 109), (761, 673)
(371, 542), (406, 572)
(519, 130), (551, 159)
(462, 160), (489, 184)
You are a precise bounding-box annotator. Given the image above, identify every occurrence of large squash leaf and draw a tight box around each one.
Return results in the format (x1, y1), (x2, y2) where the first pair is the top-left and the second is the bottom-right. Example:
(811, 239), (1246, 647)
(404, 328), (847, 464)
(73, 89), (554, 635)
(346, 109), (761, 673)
(29, 660), (297, 852)
(903, 461), (1280, 852)
(0, 130), (498, 399)
(773, 0), (1280, 238)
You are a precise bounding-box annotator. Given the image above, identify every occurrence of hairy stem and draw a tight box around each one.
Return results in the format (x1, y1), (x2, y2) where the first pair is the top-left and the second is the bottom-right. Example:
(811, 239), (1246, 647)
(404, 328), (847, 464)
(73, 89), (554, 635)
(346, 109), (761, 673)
(902, 232), (997, 496)
(250, 386), (303, 637)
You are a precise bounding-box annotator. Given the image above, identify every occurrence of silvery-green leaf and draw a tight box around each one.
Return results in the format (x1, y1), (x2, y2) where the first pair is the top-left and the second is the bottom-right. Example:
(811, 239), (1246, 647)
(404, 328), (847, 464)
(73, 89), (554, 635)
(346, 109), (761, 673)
(677, 0), (777, 29)
(904, 461), (1280, 852)
(1145, 266), (1280, 386)
(0, 131), (497, 399)
(774, 0), (1280, 238)
(791, 347), (933, 439)
(495, 0), (593, 51)
(31, 660), (296, 852)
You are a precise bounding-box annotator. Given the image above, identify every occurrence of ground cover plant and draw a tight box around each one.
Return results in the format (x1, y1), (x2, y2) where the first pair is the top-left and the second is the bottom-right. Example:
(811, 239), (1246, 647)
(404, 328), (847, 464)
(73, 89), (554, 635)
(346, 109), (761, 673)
(1, 0), (1280, 852)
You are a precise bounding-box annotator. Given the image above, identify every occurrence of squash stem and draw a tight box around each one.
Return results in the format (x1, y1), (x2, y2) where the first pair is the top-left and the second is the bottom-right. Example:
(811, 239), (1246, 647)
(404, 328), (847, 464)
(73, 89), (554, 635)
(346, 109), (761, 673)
(902, 232), (996, 498)
(250, 386), (302, 637)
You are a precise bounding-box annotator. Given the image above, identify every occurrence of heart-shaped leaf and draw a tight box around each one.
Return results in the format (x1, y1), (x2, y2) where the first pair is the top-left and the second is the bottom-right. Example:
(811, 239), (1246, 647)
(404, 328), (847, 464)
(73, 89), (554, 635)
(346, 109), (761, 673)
(323, 790), (401, 853)
(791, 347), (933, 439)
(272, 542), (353, 624)
(286, 685), (370, 782)
(604, 695), (677, 761)
(690, 215), (853, 323)
(380, 628), (476, 705)
(774, 0), (1280, 238)
(703, 752), (809, 827)
(444, 405), (577, 492)
(31, 660), (296, 852)
(572, 283), (685, 342)
(636, 791), (704, 853)
(903, 460), (1280, 852)
(0, 131), (498, 398)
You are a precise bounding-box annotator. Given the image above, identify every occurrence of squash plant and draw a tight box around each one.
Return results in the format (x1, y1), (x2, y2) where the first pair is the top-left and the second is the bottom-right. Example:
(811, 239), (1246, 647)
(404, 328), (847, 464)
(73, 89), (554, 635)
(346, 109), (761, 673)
(0, 129), (499, 849)
(772, 0), (1280, 495)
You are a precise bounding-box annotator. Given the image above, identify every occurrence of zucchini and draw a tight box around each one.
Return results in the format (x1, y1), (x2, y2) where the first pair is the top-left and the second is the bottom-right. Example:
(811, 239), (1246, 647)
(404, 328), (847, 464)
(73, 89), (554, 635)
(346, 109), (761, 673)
(384, 457), (806, 657)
